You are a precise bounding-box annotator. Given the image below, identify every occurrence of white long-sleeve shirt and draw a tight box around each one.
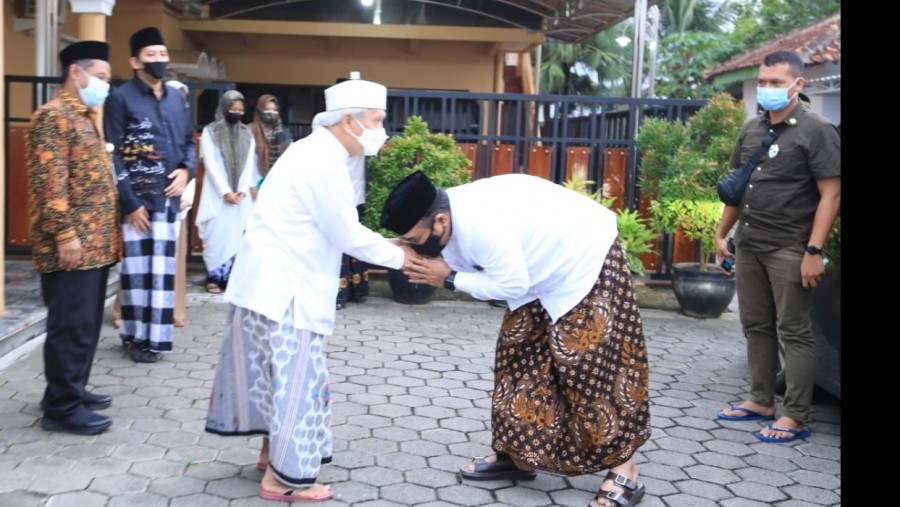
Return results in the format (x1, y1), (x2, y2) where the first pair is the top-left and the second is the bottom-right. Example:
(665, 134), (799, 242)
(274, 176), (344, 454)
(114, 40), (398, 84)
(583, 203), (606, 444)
(224, 128), (404, 334)
(348, 155), (367, 206)
(442, 174), (618, 323)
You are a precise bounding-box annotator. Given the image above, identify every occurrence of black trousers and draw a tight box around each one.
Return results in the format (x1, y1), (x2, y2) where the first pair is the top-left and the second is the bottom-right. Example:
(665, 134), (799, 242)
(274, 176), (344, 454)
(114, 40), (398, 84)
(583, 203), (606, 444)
(40, 266), (110, 417)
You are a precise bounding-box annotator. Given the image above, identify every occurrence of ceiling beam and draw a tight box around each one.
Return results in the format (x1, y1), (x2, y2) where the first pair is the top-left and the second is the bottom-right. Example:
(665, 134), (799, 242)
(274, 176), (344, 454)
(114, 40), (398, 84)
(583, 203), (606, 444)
(179, 19), (545, 45)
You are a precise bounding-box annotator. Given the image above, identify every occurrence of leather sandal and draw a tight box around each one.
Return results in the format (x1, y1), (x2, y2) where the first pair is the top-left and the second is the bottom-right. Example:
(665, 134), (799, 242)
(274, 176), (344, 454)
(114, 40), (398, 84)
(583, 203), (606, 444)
(589, 471), (646, 507)
(258, 484), (333, 502)
(459, 453), (537, 481)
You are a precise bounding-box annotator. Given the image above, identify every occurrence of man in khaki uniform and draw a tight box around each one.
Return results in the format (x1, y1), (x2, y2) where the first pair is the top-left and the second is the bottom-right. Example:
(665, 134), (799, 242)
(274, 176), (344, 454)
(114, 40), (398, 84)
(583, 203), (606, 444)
(715, 51), (840, 443)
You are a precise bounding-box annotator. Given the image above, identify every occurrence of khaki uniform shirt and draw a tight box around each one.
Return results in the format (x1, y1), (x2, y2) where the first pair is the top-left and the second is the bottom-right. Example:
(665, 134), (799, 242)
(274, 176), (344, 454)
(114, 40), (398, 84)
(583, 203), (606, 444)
(731, 104), (841, 252)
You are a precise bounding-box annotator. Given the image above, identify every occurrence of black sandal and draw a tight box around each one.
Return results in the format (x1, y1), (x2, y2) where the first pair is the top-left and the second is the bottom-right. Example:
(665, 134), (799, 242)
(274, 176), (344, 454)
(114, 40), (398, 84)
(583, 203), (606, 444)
(589, 471), (645, 507)
(459, 453), (537, 481)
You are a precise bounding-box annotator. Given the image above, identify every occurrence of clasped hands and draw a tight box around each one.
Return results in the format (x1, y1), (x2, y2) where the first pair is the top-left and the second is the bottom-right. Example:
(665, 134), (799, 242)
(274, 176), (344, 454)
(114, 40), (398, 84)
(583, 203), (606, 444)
(224, 191), (246, 205)
(394, 242), (452, 287)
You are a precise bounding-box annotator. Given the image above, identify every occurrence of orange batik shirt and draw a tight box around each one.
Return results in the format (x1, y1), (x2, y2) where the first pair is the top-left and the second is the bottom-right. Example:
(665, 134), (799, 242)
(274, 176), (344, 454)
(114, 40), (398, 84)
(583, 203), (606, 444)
(26, 91), (122, 273)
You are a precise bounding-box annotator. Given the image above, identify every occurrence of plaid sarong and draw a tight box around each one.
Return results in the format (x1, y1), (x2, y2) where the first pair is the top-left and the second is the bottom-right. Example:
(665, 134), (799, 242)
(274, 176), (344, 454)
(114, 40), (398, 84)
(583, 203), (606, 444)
(119, 200), (178, 352)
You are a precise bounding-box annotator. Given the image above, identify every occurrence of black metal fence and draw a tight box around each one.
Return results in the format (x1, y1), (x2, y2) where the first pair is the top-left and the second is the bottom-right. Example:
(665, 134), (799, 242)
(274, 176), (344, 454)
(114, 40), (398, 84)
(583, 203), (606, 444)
(381, 90), (706, 210)
(5, 76), (708, 272)
(288, 91), (705, 209)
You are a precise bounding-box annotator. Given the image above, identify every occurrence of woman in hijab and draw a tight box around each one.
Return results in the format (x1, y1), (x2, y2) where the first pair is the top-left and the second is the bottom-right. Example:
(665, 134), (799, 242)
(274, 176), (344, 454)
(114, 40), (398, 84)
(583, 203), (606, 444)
(249, 94), (293, 196)
(196, 90), (259, 293)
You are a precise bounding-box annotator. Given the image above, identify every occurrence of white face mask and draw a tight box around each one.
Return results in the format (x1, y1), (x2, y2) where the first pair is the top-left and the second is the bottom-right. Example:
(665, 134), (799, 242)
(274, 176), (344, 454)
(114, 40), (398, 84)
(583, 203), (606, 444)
(76, 71), (110, 108)
(351, 116), (388, 156)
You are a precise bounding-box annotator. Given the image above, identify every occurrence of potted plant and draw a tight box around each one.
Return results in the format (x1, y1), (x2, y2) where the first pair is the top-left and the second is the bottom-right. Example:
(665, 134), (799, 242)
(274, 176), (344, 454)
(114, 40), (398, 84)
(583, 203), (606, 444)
(636, 93), (747, 318)
(362, 115), (472, 304)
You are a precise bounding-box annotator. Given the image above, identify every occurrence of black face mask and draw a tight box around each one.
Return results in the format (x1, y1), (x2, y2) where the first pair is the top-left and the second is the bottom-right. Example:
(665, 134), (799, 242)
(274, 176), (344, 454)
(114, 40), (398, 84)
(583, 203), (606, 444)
(225, 112), (243, 124)
(141, 61), (168, 79)
(262, 111), (280, 124)
(411, 233), (445, 257)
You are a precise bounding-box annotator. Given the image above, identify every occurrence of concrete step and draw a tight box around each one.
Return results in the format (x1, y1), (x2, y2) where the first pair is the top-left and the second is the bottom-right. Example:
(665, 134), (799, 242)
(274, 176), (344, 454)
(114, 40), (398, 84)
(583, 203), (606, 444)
(0, 259), (119, 358)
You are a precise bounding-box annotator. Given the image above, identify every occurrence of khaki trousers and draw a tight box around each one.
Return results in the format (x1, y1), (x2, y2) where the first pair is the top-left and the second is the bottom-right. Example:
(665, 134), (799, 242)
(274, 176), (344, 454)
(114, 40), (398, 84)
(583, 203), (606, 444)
(735, 244), (815, 424)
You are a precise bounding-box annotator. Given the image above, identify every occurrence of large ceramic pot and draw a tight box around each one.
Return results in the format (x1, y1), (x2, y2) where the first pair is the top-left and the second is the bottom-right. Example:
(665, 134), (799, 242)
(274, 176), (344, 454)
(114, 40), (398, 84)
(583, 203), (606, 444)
(671, 262), (736, 319)
(387, 268), (436, 305)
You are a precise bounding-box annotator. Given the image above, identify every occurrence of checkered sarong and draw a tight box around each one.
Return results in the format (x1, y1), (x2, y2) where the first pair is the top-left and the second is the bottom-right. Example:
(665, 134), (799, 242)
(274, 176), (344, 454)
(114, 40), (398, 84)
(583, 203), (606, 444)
(119, 200), (178, 352)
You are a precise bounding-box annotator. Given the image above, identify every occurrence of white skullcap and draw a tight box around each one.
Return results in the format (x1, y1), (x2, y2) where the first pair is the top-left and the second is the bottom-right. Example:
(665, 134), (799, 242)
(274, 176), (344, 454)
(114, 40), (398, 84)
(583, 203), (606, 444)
(325, 79), (387, 112)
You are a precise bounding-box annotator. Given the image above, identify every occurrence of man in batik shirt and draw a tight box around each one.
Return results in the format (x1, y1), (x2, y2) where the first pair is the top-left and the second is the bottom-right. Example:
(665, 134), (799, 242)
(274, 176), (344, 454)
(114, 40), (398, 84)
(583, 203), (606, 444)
(27, 41), (121, 435)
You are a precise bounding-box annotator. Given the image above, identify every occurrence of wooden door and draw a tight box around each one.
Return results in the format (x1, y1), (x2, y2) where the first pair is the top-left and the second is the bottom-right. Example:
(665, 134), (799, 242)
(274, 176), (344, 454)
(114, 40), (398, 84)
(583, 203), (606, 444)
(456, 142), (479, 180)
(565, 146), (590, 182)
(601, 148), (627, 211)
(490, 144), (515, 176)
(6, 124), (32, 248)
(526, 145), (552, 180)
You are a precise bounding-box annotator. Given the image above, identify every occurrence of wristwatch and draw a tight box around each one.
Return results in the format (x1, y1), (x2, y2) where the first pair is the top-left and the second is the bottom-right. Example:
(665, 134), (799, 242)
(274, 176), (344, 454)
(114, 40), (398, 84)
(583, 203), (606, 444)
(444, 271), (457, 291)
(806, 245), (823, 255)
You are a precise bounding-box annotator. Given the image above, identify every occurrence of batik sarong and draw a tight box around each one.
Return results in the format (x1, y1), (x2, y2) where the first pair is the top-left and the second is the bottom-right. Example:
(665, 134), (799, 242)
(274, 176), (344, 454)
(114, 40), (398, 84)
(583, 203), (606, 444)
(337, 255), (368, 305)
(492, 241), (651, 475)
(337, 204), (369, 306)
(206, 303), (333, 487)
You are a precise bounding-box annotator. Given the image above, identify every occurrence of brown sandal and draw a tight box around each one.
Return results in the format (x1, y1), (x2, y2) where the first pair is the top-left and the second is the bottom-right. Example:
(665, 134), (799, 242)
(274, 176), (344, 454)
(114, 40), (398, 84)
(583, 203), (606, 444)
(258, 484), (333, 502)
(589, 471), (645, 507)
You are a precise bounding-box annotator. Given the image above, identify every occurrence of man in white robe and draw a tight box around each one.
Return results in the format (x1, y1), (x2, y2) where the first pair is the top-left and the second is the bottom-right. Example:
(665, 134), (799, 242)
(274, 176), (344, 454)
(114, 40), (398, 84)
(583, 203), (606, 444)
(383, 171), (651, 507)
(206, 79), (409, 503)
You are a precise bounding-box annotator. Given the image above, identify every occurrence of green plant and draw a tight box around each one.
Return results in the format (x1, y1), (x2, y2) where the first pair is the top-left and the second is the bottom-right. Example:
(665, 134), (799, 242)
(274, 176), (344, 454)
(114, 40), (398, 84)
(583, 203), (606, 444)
(650, 199), (723, 270)
(362, 116), (472, 237)
(562, 170), (615, 208)
(563, 175), (656, 277)
(636, 93), (746, 269)
(615, 207), (658, 277)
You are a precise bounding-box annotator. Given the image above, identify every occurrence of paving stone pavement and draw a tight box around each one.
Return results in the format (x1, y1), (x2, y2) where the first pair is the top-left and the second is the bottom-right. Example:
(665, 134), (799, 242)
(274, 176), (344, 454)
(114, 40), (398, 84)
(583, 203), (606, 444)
(0, 275), (841, 506)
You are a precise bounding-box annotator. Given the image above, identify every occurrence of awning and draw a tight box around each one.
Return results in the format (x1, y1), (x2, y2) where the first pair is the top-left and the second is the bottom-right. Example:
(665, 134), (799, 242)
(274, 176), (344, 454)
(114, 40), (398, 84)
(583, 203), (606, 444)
(176, 0), (650, 43)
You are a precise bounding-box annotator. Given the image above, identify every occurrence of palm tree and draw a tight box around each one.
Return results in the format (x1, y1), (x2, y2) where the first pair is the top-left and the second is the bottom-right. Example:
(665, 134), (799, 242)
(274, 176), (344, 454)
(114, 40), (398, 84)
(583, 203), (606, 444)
(661, 0), (737, 36)
(538, 27), (630, 96)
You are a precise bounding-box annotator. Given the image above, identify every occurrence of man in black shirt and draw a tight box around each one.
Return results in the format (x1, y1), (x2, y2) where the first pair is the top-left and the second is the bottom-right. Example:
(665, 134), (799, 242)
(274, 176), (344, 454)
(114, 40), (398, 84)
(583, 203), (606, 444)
(104, 26), (196, 363)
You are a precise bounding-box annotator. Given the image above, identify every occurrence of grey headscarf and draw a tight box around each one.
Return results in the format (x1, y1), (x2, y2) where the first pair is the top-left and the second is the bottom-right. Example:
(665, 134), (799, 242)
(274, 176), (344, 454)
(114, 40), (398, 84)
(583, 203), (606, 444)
(208, 90), (252, 192)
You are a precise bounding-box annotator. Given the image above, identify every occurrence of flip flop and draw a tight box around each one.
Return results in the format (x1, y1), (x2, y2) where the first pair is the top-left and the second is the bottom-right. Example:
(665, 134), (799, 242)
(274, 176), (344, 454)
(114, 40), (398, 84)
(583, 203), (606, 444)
(459, 454), (537, 481)
(716, 405), (776, 421)
(755, 423), (811, 443)
(258, 484), (333, 502)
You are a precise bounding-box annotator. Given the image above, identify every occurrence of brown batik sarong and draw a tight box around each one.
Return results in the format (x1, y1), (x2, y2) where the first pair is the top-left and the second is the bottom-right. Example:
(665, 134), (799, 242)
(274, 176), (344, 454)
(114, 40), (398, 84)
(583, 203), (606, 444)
(491, 241), (651, 476)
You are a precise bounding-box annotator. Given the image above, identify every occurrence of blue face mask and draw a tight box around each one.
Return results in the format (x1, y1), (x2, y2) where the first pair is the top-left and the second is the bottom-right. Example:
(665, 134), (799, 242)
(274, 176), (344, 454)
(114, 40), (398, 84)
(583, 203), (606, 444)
(76, 69), (110, 108)
(757, 78), (799, 112)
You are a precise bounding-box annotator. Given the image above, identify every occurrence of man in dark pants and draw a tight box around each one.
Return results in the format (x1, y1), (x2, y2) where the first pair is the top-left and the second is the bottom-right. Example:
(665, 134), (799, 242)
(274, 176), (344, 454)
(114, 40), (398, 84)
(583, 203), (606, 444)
(715, 51), (840, 443)
(26, 41), (122, 435)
